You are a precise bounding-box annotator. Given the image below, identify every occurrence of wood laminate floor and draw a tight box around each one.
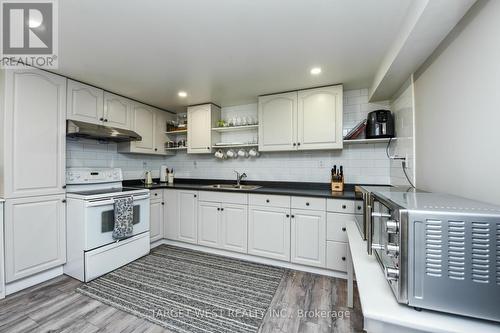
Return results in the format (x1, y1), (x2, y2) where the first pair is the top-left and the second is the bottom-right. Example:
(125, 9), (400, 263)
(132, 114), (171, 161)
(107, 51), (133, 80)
(0, 271), (363, 333)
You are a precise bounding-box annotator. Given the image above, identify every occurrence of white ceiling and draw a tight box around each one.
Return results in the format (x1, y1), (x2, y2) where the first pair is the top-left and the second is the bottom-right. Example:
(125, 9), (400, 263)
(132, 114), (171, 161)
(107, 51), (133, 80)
(56, 0), (412, 112)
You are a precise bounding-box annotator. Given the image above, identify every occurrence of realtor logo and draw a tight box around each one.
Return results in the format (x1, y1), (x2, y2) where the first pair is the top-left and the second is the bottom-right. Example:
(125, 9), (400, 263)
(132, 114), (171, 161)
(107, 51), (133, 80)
(1, 0), (58, 68)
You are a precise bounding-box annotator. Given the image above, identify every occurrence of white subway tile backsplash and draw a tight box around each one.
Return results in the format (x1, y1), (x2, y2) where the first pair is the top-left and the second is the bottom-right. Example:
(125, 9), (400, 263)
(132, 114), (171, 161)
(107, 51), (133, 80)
(66, 89), (393, 184)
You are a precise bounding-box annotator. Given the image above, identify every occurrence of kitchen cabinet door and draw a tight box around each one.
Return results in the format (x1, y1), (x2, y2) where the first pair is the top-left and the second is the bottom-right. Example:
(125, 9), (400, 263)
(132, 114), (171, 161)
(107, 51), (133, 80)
(177, 190), (198, 244)
(291, 209), (326, 268)
(297, 85), (343, 150)
(164, 190), (179, 240)
(258, 92), (297, 152)
(131, 103), (156, 153)
(187, 104), (220, 154)
(4, 195), (66, 282)
(198, 201), (221, 248)
(150, 200), (164, 243)
(154, 110), (172, 155)
(3, 69), (66, 198)
(248, 206), (290, 261)
(220, 203), (248, 254)
(103, 92), (132, 130)
(67, 79), (104, 124)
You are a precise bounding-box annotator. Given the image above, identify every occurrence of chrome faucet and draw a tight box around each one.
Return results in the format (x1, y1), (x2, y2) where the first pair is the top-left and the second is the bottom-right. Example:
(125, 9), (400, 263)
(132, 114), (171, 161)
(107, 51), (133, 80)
(234, 170), (247, 186)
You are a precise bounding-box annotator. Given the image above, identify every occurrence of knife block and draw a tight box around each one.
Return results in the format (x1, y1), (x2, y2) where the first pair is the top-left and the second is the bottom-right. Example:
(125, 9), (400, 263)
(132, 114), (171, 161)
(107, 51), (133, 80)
(331, 177), (344, 192)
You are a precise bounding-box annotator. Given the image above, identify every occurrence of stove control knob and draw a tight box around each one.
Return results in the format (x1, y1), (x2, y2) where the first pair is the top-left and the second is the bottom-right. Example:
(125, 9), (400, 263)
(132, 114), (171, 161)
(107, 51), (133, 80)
(385, 267), (399, 281)
(386, 244), (400, 257)
(386, 220), (399, 234)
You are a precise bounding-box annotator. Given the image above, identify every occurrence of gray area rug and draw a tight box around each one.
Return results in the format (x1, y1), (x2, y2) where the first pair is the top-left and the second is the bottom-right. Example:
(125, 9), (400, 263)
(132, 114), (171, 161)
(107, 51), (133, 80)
(77, 245), (285, 333)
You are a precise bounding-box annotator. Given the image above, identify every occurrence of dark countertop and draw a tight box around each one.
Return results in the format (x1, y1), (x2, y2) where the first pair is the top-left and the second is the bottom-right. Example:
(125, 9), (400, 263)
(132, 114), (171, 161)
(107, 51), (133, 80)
(123, 178), (390, 200)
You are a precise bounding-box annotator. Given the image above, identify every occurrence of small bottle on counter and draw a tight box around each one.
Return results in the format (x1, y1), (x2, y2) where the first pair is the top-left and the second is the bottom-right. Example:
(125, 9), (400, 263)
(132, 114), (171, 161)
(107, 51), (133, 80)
(168, 168), (174, 184)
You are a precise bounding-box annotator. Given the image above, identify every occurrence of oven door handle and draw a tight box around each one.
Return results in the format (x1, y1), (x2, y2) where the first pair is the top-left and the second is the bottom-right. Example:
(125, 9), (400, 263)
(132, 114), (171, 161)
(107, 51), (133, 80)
(367, 202), (373, 255)
(85, 194), (150, 207)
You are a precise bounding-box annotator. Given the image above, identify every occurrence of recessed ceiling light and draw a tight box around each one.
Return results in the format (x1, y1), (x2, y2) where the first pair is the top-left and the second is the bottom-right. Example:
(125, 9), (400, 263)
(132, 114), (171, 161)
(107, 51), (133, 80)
(310, 67), (322, 75)
(178, 91), (187, 98)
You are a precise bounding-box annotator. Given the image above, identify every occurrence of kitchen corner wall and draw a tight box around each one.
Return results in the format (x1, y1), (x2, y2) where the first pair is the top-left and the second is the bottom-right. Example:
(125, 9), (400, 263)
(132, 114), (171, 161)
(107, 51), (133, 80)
(389, 79), (415, 186)
(67, 89), (392, 184)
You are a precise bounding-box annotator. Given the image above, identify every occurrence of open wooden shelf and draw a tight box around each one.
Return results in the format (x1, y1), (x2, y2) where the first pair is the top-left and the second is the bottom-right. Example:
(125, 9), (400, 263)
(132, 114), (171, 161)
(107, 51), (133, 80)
(165, 129), (187, 134)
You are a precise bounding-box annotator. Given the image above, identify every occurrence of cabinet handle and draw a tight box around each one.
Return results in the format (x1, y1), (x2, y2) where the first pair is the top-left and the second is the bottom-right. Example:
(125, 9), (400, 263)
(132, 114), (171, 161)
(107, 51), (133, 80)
(62, 199), (67, 203)
(291, 215), (295, 218)
(306, 202), (310, 206)
(342, 227), (346, 232)
(62, 185), (67, 189)
(217, 208), (220, 211)
(154, 193), (158, 196)
(342, 205), (347, 209)
(357, 205), (362, 210)
(104, 119), (108, 122)
(293, 143), (296, 146)
(161, 202), (164, 205)
(154, 148), (158, 151)
(99, 117), (104, 121)
(286, 214), (290, 218)
(342, 257), (346, 261)
(207, 147), (210, 150)
(221, 208), (224, 211)
(297, 142), (301, 146)
(194, 194), (197, 198)
(266, 199), (270, 203)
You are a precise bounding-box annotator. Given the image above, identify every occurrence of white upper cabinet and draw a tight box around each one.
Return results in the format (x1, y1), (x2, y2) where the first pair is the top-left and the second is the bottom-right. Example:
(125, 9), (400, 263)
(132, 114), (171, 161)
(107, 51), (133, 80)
(66, 80), (104, 125)
(258, 92), (297, 151)
(187, 104), (220, 154)
(2, 69), (66, 198)
(118, 103), (172, 155)
(103, 92), (132, 129)
(258, 85), (343, 151)
(297, 86), (343, 150)
(132, 103), (155, 152)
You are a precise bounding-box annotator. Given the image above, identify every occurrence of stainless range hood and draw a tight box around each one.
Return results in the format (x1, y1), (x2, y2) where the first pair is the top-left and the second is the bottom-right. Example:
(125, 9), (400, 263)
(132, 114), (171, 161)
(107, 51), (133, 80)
(66, 120), (142, 142)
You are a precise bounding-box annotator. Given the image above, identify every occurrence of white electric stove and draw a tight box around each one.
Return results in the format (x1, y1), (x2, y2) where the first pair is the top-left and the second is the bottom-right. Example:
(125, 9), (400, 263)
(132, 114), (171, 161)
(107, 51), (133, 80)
(64, 168), (151, 282)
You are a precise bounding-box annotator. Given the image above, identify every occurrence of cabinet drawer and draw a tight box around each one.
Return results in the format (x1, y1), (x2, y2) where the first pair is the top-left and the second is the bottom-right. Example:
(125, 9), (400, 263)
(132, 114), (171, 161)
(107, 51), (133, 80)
(326, 213), (355, 242)
(249, 194), (290, 208)
(291, 196), (326, 211)
(198, 191), (247, 205)
(326, 199), (362, 214)
(326, 241), (348, 272)
(149, 189), (163, 202)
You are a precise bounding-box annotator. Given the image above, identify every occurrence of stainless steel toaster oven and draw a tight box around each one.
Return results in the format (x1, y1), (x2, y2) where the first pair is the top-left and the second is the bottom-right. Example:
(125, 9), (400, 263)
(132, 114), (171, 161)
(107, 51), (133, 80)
(370, 191), (500, 322)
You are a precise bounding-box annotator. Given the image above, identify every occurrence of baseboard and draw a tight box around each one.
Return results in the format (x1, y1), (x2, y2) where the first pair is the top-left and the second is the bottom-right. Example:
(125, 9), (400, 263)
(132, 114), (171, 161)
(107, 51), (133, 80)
(5, 266), (63, 296)
(160, 239), (347, 279)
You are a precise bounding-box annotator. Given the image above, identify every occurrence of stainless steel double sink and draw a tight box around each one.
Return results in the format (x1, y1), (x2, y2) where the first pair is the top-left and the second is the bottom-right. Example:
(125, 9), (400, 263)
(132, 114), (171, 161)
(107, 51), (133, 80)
(203, 184), (261, 191)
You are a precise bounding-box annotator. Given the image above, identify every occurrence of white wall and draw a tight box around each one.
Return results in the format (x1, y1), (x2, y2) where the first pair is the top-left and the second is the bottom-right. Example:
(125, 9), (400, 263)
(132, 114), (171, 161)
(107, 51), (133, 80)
(414, 0), (500, 204)
(67, 89), (393, 184)
(390, 78), (415, 186)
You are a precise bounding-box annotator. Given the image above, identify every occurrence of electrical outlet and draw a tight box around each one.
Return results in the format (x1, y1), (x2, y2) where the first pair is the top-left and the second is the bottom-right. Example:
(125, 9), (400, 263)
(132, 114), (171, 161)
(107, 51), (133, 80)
(318, 160), (325, 168)
(193, 161), (197, 168)
(142, 161), (148, 168)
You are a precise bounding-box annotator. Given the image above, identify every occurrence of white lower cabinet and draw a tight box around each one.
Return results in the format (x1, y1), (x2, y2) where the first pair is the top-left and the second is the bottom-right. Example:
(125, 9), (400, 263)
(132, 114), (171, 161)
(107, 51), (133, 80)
(150, 200), (164, 243)
(164, 190), (178, 240)
(326, 241), (348, 272)
(198, 200), (248, 253)
(291, 209), (326, 268)
(163, 189), (198, 243)
(248, 206), (290, 261)
(4, 195), (66, 282)
(198, 201), (221, 248)
(163, 189), (356, 274)
(178, 191), (199, 244)
(220, 203), (247, 253)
